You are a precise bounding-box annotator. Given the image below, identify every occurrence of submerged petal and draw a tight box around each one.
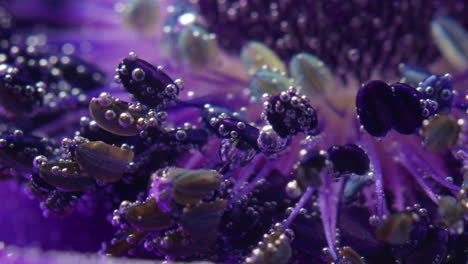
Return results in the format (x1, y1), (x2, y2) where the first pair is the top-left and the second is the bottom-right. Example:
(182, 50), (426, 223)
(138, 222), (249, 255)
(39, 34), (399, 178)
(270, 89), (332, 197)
(289, 52), (335, 97)
(241, 41), (286, 75)
(431, 16), (468, 70)
(178, 25), (219, 67)
(250, 69), (293, 103)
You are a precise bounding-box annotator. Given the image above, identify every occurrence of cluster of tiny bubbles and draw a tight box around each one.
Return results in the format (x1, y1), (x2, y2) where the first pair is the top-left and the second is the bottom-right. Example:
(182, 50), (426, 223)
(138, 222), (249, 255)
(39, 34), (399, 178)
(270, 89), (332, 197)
(244, 223), (294, 264)
(416, 73), (456, 114)
(261, 86), (318, 138)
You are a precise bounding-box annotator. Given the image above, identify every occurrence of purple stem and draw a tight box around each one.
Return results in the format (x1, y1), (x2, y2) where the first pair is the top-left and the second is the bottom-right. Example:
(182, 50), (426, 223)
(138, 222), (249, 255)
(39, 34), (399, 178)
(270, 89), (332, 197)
(361, 135), (388, 218)
(397, 151), (439, 204)
(409, 148), (460, 193)
(230, 155), (265, 192)
(227, 165), (273, 207)
(185, 151), (205, 169)
(400, 139), (460, 193)
(318, 171), (340, 260)
(282, 186), (313, 229)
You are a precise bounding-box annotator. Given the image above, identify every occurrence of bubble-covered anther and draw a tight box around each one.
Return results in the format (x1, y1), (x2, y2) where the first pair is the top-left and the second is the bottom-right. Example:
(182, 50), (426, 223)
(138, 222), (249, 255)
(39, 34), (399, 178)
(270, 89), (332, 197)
(241, 41), (286, 75)
(289, 52), (335, 97)
(245, 229), (291, 264)
(249, 69), (293, 103)
(38, 161), (95, 192)
(75, 141), (134, 183)
(438, 196), (464, 231)
(42, 190), (81, 216)
(421, 114), (461, 152)
(103, 228), (146, 257)
(390, 82), (426, 134)
(121, 0), (160, 34)
(0, 133), (54, 171)
(356, 80), (394, 137)
(124, 198), (174, 231)
(220, 139), (257, 169)
(431, 16), (468, 70)
(417, 74), (455, 113)
(0, 64), (44, 116)
(211, 117), (260, 148)
(89, 93), (148, 136)
(327, 144), (370, 176)
(294, 149), (326, 190)
(180, 199), (226, 239)
(161, 168), (221, 206)
(376, 213), (415, 245)
(165, 128), (209, 147)
(335, 247), (365, 264)
(117, 55), (180, 109)
(263, 89), (318, 138)
(178, 24), (219, 67)
(257, 125), (289, 154)
(54, 55), (105, 91)
(398, 64), (431, 88)
(30, 170), (55, 197)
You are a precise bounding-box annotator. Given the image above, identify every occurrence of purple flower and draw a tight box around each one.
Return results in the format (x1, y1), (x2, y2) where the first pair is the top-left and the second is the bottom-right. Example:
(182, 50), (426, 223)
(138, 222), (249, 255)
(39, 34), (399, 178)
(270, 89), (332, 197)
(0, 0), (467, 263)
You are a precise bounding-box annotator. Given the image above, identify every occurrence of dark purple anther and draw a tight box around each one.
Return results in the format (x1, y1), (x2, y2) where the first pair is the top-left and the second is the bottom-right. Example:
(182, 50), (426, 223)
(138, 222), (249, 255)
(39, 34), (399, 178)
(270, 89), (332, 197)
(418, 74), (454, 113)
(328, 144), (370, 176)
(214, 118), (259, 148)
(263, 89), (318, 138)
(390, 82), (425, 135)
(117, 53), (180, 110)
(165, 128), (209, 147)
(356, 80), (393, 137)
(201, 104), (259, 148)
(357, 81), (426, 136)
(38, 161), (95, 192)
(0, 132), (54, 172)
(295, 149), (327, 190)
